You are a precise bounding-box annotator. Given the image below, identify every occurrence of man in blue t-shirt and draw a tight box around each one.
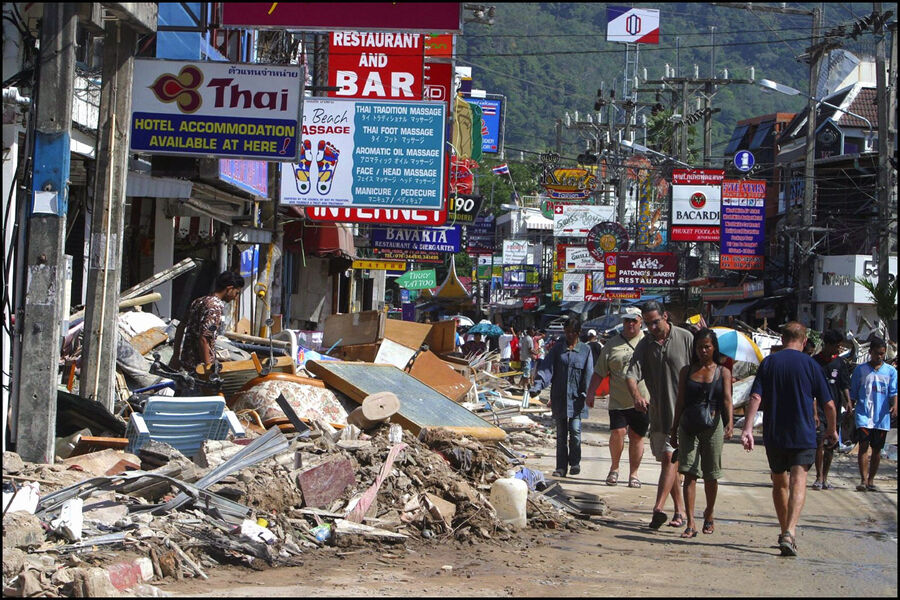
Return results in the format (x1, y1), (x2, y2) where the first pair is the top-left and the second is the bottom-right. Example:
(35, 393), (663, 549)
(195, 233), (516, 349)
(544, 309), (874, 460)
(741, 322), (837, 557)
(849, 338), (898, 492)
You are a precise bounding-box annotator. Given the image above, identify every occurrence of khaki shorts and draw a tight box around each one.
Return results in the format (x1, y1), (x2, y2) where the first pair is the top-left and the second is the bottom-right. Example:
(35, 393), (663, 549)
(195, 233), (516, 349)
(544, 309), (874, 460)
(677, 418), (724, 480)
(649, 431), (676, 462)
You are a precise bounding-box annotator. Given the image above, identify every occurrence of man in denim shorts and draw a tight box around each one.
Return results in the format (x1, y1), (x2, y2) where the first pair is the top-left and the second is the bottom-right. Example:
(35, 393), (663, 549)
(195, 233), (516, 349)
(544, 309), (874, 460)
(742, 322), (837, 557)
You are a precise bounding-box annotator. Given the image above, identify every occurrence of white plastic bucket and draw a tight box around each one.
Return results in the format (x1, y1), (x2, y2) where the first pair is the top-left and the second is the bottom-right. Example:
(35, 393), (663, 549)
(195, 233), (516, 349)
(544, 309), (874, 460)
(490, 477), (528, 529)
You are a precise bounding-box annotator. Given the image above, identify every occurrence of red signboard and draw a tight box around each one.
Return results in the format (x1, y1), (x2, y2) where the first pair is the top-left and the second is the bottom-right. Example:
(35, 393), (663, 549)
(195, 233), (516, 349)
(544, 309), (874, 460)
(522, 296), (539, 310)
(423, 62), (454, 105)
(424, 34), (454, 61)
(305, 206), (446, 225)
(607, 252), (678, 287)
(329, 32), (425, 100)
(671, 168), (724, 242)
(220, 3), (462, 33)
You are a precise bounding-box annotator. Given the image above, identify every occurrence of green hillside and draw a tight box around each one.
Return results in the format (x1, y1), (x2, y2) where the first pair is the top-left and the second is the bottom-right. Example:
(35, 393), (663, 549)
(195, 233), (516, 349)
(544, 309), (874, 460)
(457, 3), (879, 166)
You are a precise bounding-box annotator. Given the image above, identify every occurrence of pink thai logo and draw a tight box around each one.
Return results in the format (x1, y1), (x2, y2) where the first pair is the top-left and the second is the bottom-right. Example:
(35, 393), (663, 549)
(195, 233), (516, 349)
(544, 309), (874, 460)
(150, 66), (204, 113)
(625, 14), (642, 35)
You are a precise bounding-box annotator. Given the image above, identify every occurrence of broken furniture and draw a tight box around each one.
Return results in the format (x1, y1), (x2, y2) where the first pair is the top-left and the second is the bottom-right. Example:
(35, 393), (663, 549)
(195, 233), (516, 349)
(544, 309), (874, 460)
(346, 392), (401, 430)
(195, 353), (296, 399)
(125, 396), (244, 458)
(306, 360), (506, 441)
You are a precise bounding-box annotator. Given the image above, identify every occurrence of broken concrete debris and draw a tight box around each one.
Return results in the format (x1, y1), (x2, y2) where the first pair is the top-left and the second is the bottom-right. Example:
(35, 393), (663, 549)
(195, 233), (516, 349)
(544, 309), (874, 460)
(5, 311), (603, 597)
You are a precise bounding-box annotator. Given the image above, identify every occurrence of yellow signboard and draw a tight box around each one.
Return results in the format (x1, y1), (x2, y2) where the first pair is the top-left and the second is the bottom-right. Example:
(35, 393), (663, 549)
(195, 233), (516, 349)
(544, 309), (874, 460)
(352, 259), (407, 271)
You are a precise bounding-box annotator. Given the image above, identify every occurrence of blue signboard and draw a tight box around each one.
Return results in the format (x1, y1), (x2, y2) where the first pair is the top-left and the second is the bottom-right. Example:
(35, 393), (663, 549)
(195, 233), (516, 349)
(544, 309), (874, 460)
(734, 150), (755, 173)
(465, 96), (502, 154)
(280, 97), (446, 210)
(720, 180), (766, 270)
(371, 225), (461, 253)
(502, 265), (540, 290)
(466, 214), (496, 253)
(239, 245), (259, 278)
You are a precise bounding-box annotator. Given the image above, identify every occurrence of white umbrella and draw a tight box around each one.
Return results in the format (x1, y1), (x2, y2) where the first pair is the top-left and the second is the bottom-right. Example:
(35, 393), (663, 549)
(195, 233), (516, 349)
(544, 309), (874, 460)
(443, 315), (474, 327)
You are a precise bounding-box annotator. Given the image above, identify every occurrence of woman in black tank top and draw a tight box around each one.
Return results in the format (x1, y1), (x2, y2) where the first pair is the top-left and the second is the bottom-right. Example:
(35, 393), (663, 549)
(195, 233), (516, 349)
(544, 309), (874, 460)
(669, 329), (734, 538)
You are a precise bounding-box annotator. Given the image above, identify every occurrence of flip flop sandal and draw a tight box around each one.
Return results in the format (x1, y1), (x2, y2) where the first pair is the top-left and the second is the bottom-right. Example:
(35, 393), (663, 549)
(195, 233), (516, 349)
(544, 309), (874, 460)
(628, 477), (641, 488)
(649, 510), (668, 529)
(702, 520), (715, 534)
(856, 484), (868, 492)
(822, 481), (835, 490)
(779, 532), (798, 557)
(668, 513), (685, 527)
(605, 470), (619, 486)
(811, 480), (823, 490)
(681, 527), (698, 539)
(866, 484), (878, 491)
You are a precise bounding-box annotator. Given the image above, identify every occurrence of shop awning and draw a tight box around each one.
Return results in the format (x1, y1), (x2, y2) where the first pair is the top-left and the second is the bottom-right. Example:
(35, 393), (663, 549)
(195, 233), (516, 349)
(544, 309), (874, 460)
(283, 220), (356, 261)
(522, 211), (554, 230)
(126, 171), (193, 198)
(711, 299), (759, 318)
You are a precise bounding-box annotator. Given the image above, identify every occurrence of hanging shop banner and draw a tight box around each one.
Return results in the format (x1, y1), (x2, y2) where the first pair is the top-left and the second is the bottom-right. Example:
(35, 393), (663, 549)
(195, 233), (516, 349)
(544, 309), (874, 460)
(522, 296), (539, 310)
(371, 225), (461, 253)
(503, 266), (540, 290)
(607, 6), (660, 44)
(280, 97), (446, 210)
(606, 252), (678, 287)
(502, 240), (531, 265)
(373, 248), (443, 264)
(218, 159), (268, 197)
(720, 180), (766, 270)
(450, 156), (478, 195)
(447, 194), (483, 224)
(553, 204), (616, 238)
(671, 169), (724, 242)
(466, 214), (495, 253)
(220, 3), (462, 33)
(305, 206), (446, 225)
(396, 269), (437, 290)
(464, 96), (503, 154)
(328, 32), (425, 100)
(542, 168), (599, 200)
(564, 246), (604, 270)
(586, 221), (630, 261)
(130, 59), (303, 160)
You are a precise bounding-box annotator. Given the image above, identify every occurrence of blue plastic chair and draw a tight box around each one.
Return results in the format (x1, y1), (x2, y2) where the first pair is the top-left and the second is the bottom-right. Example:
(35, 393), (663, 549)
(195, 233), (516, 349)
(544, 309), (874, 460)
(125, 396), (244, 458)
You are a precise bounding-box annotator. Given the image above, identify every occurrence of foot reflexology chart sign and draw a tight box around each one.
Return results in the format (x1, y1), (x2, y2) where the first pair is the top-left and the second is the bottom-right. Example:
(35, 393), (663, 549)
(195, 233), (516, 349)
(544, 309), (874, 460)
(281, 97), (446, 211)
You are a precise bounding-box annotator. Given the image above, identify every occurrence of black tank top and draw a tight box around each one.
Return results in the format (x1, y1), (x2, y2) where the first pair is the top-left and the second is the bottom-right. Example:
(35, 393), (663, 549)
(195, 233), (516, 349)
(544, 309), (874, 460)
(685, 368), (724, 409)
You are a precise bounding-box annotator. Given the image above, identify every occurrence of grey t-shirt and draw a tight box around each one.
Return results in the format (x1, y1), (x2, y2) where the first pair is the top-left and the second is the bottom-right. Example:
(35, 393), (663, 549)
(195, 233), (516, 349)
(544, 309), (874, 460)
(519, 334), (534, 359)
(626, 325), (694, 434)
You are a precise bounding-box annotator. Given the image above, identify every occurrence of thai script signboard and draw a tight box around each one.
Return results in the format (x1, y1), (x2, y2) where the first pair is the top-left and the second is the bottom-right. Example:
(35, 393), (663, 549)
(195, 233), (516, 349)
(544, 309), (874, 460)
(131, 59), (303, 160)
(466, 214), (495, 254)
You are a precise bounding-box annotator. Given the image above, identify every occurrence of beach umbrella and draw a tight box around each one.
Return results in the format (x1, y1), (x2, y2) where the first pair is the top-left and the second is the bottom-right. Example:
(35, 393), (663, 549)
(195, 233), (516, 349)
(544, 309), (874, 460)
(468, 323), (504, 337)
(711, 327), (765, 364)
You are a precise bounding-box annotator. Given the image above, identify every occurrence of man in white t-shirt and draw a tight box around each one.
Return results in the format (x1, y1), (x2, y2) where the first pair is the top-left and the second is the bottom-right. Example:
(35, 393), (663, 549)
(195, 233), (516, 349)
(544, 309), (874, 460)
(498, 326), (515, 372)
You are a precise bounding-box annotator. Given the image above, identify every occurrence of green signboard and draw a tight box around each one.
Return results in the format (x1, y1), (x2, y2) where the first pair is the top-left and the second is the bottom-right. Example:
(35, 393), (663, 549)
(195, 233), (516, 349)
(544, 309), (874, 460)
(396, 269), (437, 290)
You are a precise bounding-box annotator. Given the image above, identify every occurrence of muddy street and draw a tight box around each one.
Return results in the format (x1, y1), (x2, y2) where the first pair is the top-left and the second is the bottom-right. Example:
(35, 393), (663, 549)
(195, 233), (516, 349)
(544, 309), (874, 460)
(166, 406), (898, 597)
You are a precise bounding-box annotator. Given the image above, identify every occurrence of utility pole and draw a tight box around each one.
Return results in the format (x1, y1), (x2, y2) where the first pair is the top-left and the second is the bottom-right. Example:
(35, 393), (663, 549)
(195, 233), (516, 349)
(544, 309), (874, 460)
(80, 20), (140, 409)
(15, 4), (77, 463)
(874, 4), (896, 339)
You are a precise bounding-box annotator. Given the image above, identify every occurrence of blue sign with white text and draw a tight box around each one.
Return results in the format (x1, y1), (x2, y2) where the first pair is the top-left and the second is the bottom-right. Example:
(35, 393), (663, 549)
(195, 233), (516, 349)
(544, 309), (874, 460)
(371, 225), (461, 253)
(465, 96), (502, 154)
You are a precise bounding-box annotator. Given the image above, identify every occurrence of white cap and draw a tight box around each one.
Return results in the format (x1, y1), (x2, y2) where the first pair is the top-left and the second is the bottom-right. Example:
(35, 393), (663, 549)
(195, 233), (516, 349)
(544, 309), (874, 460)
(587, 329), (597, 337)
(621, 306), (642, 320)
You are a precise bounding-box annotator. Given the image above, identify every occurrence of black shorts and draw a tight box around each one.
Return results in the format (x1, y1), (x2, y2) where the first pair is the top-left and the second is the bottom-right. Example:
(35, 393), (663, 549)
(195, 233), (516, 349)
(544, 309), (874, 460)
(765, 447), (816, 474)
(609, 408), (650, 437)
(857, 428), (888, 452)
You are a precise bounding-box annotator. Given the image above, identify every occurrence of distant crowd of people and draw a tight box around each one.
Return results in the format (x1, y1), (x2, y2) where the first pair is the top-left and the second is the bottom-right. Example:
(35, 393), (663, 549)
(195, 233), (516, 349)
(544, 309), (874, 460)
(519, 302), (896, 557)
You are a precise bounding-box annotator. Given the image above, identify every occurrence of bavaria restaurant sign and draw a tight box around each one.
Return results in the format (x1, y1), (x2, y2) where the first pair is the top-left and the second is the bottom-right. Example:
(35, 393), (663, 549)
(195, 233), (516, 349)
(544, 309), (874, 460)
(130, 59), (304, 160)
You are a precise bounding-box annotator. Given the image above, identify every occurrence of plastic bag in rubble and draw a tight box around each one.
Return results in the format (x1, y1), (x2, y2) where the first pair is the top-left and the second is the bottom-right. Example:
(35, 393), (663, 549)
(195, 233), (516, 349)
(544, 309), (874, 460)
(513, 466), (546, 491)
(445, 447), (474, 472)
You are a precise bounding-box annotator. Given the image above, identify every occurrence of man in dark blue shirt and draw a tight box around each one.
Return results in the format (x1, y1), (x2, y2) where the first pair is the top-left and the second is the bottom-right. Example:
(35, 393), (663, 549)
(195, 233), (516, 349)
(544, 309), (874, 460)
(531, 317), (594, 478)
(742, 322), (837, 557)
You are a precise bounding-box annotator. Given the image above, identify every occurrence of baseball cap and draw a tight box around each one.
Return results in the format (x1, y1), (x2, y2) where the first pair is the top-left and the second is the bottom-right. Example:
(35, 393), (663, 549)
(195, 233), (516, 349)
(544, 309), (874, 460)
(621, 307), (642, 320)
(587, 329), (597, 337)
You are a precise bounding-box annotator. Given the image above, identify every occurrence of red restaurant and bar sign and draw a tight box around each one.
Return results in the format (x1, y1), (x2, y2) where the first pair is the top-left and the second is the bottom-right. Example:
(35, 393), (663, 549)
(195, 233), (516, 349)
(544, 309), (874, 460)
(605, 252), (677, 287)
(328, 32), (425, 100)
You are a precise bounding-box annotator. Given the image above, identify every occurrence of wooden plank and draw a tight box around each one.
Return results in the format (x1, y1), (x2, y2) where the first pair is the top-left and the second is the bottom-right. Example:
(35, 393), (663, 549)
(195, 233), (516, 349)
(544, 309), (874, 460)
(322, 311), (385, 349)
(129, 328), (169, 355)
(334, 343), (380, 363)
(425, 319), (457, 354)
(239, 372), (325, 393)
(383, 319), (432, 351)
(407, 350), (473, 403)
(67, 436), (130, 457)
(306, 361), (505, 441)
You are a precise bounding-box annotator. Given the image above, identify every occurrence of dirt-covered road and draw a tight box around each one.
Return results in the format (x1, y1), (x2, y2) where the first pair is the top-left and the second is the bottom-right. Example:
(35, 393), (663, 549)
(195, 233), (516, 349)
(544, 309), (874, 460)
(166, 405), (897, 597)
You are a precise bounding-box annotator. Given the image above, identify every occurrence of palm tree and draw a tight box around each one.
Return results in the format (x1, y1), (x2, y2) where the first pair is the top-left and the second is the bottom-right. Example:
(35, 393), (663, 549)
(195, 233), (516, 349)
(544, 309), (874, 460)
(853, 276), (898, 341)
